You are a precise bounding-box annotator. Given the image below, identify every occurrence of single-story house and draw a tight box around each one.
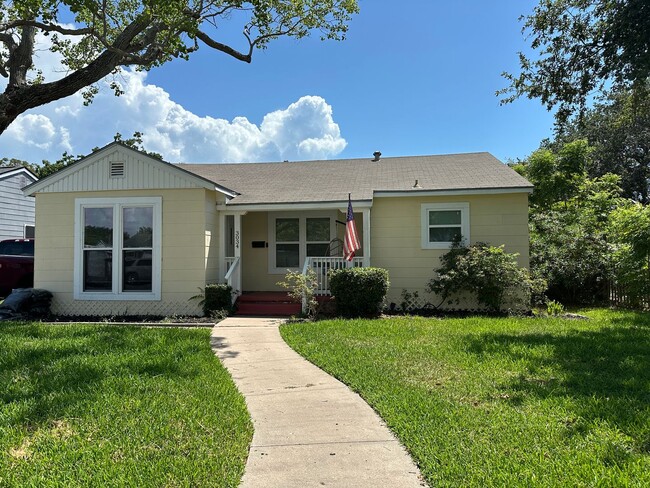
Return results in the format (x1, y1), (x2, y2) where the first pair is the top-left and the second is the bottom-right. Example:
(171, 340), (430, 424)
(1, 165), (38, 241)
(23, 142), (532, 316)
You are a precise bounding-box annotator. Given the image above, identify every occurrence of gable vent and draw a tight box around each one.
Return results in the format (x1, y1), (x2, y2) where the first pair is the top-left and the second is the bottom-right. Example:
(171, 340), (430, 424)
(109, 161), (125, 178)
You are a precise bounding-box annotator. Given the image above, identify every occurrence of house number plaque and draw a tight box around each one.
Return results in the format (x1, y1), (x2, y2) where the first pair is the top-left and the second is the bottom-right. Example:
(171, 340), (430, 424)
(235, 230), (240, 249)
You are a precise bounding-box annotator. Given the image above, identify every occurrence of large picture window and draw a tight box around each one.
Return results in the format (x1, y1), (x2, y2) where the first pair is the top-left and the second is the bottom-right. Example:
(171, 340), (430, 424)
(421, 202), (470, 249)
(75, 197), (161, 300)
(268, 212), (335, 273)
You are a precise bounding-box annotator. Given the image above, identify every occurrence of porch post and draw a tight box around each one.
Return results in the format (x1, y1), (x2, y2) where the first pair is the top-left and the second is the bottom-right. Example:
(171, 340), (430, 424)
(219, 212), (226, 282)
(362, 208), (371, 266)
(234, 213), (242, 292)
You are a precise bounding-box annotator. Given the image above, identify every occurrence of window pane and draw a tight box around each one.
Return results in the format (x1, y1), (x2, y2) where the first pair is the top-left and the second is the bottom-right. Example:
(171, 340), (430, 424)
(276, 218), (299, 242)
(123, 207), (153, 248)
(429, 210), (461, 226)
(307, 243), (329, 257)
(83, 250), (112, 291)
(123, 250), (152, 292)
(306, 218), (330, 242)
(276, 243), (299, 267)
(84, 208), (113, 247)
(429, 227), (462, 243)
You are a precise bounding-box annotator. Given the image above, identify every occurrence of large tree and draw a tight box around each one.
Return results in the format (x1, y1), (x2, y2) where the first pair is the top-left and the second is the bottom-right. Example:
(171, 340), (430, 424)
(561, 83), (650, 203)
(501, 0), (650, 122)
(0, 0), (358, 134)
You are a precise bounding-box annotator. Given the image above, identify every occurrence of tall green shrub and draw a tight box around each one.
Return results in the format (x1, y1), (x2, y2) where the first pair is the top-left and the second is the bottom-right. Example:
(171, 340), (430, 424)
(203, 284), (233, 317)
(329, 267), (389, 318)
(427, 241), (544, 312)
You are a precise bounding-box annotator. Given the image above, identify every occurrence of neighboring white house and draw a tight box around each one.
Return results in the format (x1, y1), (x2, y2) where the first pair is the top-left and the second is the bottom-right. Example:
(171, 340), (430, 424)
(0, 166), (38, 241)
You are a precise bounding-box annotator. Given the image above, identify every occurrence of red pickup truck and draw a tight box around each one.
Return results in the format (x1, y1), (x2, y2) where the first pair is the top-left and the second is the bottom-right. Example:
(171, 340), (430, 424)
(0, 239), (34, 298)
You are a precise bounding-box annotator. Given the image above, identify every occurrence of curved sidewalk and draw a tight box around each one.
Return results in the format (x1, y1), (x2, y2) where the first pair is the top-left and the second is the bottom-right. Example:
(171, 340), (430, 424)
(212, 317), (425, 487)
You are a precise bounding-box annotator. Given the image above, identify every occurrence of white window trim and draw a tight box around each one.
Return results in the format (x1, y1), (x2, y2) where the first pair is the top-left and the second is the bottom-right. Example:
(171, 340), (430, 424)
(74, 196), (162, 300)
(268, 211), (336, 274)
(421, 202), (470, 249)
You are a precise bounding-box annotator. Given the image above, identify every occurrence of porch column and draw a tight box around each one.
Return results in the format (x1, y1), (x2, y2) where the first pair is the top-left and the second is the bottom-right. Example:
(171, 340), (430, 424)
(219, 212), (226, 282)
(362, 208), (371, 266)
(233, 213), (242, 294)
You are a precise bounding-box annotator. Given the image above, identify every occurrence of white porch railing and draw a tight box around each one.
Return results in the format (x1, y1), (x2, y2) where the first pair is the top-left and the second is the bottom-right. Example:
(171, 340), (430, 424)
(303, 256), (365, 296)
(224, 256), (240, 304)
(224, 257), (236, 275)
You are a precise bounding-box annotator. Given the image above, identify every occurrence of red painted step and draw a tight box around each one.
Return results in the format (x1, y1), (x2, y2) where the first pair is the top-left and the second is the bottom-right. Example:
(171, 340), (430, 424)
(235, 292), (301, 317)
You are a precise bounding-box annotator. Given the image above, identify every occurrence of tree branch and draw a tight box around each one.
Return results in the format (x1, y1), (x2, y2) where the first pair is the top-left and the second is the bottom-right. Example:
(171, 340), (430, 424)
(194, 30), (252, 63)
(1, 20), (93, 36)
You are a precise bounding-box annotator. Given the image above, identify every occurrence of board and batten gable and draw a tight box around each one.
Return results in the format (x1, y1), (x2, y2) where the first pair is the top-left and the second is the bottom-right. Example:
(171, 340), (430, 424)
(371, 192), (530, 308)
(0, 168), (37, 240)
(26, 144), (228, 317)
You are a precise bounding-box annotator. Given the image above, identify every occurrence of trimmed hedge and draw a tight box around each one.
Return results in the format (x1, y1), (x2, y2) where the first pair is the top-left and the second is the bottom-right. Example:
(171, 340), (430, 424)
(329, 267), (389, 317)
(204, 284), (233, 316)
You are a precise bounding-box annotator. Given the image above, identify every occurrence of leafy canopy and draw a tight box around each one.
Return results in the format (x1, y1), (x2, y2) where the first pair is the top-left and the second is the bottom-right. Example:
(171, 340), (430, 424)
(0, 0), (358, 132)
(501, 0), (650, 122)
(560, 82), (650, 203)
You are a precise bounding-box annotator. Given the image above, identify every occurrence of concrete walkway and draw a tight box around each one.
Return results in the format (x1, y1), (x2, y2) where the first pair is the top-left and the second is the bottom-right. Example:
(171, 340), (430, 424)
(212, 317), (425, 488)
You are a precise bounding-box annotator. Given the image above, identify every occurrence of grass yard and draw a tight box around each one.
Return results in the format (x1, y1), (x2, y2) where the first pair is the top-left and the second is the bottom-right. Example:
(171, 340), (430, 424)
(281, 309), (650, 487)
(0, 323), (252, 487)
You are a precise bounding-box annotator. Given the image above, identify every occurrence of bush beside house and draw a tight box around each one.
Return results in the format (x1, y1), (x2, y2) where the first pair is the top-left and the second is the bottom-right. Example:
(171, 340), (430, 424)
(329, 267), (389, 318)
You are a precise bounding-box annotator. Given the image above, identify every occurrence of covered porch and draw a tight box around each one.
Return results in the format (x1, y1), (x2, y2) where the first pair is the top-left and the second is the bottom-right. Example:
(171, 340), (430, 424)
(218, 204), (371, 301)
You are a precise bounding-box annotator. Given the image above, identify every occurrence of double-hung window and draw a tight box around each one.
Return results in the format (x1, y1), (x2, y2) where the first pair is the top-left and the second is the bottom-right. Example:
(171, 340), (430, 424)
(74, 197), (162, 300)
(421, 202), (470, 249)
(269, 212), (335, 273)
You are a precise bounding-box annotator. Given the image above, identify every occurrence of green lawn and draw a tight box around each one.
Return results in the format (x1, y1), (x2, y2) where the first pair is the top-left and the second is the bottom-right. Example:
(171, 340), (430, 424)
(281, 309), (650, 487)
(0, 323), (252, 487)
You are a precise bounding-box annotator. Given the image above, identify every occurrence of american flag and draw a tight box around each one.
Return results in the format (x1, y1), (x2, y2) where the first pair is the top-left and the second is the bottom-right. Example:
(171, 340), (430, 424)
(343, 194), (361, 261)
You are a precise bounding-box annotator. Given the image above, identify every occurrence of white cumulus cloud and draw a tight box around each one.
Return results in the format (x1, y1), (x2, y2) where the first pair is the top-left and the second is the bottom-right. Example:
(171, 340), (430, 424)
(1, 53), (347, 163)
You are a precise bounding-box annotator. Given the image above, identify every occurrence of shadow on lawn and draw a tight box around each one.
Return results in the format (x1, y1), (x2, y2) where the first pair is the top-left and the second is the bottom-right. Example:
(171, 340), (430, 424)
(464, 318), (650, 447)
(0, 324), (197, 428)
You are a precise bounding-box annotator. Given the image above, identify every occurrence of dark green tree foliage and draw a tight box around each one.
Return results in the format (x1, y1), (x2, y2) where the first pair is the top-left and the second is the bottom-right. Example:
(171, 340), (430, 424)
(519, 139), (624, 304)
(0, 0), (359, 133)
(329, 267), (389, 318)
(525, 139), (589, 207)
(501, 0), (650, 122)
(561, 83), (650, 203)
(427, 241), (540, 312)
(609, 203), (650, 306)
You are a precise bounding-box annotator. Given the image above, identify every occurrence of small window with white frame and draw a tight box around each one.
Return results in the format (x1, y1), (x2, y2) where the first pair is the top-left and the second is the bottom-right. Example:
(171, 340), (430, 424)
(421, 202), (470, 249)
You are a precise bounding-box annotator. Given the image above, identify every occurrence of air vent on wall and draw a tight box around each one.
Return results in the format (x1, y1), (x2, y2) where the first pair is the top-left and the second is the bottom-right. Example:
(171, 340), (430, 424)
(110, 161), (125, 178)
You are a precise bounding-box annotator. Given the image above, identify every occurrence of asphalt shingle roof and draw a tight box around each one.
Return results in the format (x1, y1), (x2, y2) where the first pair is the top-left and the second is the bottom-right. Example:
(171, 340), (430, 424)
(177, 152), (532, 206)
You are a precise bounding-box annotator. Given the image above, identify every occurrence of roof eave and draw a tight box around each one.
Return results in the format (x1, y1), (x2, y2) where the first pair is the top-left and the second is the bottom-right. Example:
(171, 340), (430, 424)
(374, 186), (534, 197)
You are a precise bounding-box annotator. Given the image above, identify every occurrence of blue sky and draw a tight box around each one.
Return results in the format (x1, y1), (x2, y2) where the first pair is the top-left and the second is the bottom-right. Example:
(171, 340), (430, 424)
(0, 0), (555, 164)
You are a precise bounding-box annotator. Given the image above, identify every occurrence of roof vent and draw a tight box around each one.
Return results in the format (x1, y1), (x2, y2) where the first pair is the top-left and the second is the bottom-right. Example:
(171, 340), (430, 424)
(110, 161), (125, 178)
(372, 151), (381, 162)
(412, 179), (422, 189)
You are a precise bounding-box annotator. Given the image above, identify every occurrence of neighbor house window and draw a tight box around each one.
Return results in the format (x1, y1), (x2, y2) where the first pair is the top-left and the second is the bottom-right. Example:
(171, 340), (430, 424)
(74, 197), (161, 300)
(268, 212), (335, 273)
(421, 202), (470, 249)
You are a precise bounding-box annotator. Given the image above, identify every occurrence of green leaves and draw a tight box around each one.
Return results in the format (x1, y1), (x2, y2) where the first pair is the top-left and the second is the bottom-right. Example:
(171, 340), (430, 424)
(427, 241), (539, 312)
(0, 0), (358, 132)
(501, 0), (650, 122)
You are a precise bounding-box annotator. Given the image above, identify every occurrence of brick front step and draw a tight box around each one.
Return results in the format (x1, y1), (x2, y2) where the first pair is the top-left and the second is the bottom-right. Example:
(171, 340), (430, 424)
(235, 292), (301, 317)
(234, 292), (334, 317)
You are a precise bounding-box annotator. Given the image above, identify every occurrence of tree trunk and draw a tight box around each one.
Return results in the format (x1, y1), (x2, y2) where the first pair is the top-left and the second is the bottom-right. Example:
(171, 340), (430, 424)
(0, 17), (149, 136)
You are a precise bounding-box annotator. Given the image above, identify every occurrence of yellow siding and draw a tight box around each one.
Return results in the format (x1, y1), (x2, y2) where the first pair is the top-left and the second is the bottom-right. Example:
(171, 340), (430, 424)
(35, 188), (221, 316)
(371, 193), (529, 307)
(205, 192), (222, 283)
